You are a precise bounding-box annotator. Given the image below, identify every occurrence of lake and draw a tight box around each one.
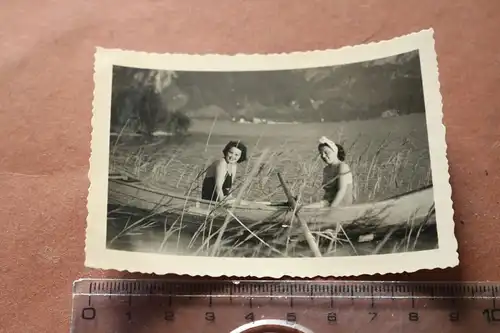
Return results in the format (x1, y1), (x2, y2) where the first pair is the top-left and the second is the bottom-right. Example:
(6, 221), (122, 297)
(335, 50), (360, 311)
(110, 113), (433, 204)
(106, 113), (438, 258)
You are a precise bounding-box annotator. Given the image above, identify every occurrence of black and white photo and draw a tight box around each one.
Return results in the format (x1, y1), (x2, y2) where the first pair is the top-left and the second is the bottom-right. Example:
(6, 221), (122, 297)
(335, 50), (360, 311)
(86, 29), (458, 277)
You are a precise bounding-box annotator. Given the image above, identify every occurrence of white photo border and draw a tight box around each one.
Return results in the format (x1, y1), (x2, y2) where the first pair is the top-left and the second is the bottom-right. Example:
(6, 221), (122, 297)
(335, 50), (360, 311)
(85, 28), (458, 277)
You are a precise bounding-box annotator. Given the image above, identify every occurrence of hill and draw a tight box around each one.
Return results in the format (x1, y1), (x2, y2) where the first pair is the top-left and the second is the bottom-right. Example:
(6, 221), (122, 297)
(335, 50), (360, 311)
(110, 50), (425, 133)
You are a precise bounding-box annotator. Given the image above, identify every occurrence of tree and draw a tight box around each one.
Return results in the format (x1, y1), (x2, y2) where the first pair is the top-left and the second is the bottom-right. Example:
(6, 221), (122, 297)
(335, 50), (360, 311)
(110, 66), (191, 136)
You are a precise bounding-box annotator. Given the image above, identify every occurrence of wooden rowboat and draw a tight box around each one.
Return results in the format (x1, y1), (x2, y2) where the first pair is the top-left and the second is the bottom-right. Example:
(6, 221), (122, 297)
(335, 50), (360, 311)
(107, 174), (436, 240)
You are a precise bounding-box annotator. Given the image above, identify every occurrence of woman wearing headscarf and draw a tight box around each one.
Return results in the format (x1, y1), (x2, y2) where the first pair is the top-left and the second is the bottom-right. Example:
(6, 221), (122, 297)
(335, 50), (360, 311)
(305, 136), (354, 208)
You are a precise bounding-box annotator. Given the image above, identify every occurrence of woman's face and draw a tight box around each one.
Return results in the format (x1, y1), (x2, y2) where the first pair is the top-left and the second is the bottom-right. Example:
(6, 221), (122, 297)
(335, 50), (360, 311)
(319, 145), (338, 165)
(225, 147), (242, 164)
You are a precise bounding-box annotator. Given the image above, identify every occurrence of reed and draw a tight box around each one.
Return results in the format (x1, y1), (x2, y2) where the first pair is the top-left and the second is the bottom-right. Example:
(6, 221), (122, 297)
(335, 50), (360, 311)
(106, 118), (436, 258)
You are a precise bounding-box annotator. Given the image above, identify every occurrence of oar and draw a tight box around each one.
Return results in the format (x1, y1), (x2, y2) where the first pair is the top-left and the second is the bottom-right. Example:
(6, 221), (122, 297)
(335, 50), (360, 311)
(277, 172), (322, 257)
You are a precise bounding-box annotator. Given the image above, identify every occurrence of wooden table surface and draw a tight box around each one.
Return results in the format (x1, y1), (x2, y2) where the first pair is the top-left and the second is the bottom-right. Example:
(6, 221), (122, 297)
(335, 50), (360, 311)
(1, 1), (499, 332)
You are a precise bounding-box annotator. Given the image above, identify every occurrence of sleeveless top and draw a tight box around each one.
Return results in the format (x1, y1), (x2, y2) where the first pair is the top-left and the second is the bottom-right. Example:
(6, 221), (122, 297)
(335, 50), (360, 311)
(201, 159), (235, 202)
(322, 162), (354, 206)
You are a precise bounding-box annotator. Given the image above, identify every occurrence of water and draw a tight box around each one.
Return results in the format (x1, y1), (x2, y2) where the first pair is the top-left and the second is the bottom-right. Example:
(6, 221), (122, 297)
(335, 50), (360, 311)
(110, 114), (432, 203)
(106, 209), (439, 257)
(107, 114), (438, 258)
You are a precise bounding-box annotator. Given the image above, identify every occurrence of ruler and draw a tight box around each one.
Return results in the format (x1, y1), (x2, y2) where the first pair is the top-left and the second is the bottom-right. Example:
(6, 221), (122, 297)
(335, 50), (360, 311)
(71, 278), (500, 332)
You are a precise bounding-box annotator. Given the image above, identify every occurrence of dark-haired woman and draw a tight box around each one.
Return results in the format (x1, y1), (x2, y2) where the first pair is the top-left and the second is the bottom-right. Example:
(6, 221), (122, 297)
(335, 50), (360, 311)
(201, 140), (248, 202)
(305, 136), (354, 208)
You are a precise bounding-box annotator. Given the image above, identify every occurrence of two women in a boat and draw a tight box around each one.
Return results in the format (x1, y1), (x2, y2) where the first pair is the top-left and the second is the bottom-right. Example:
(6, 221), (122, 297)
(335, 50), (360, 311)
(201, 140), (248, 203)
(201, 136), (353, 208)
(304, 136), (355, 208)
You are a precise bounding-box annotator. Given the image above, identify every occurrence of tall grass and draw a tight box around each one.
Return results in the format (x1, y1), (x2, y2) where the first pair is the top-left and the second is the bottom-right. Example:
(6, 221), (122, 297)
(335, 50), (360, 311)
(106, 117), (437, 258)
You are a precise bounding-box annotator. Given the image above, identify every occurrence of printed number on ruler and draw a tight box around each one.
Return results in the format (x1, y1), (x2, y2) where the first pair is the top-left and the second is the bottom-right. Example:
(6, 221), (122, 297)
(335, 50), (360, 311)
(71, 279), (500, 333)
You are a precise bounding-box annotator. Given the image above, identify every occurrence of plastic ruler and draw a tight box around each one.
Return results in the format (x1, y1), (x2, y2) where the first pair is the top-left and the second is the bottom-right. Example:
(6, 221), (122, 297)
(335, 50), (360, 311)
(71, 278), (500, 332)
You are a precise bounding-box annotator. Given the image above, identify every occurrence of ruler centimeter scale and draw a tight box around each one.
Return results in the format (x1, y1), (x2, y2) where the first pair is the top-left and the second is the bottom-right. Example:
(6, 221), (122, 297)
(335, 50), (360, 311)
(71, 278), (500, 333)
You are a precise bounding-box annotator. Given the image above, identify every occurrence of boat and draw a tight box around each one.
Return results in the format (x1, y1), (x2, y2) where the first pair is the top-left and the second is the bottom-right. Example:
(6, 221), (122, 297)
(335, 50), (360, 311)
(106, 173), (436, 241)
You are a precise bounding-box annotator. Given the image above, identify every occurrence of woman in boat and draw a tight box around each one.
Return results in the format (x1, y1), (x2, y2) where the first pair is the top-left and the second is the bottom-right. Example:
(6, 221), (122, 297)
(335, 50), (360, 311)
(304, 136), (354, 208)
(201, 140), (248, 203)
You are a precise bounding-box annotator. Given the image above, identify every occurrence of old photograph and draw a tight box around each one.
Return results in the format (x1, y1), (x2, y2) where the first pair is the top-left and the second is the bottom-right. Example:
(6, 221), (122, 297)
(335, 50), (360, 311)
(86, 29), (458, 277)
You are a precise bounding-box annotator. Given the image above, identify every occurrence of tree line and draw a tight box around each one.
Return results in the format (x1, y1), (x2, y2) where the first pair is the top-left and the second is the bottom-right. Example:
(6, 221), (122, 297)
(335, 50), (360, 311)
(109, 50), (424, 135)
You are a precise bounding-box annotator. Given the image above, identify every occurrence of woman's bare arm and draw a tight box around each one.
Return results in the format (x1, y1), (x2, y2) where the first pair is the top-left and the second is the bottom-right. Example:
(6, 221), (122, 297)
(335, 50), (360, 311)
(214, 159), (228, 200)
